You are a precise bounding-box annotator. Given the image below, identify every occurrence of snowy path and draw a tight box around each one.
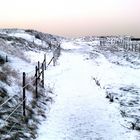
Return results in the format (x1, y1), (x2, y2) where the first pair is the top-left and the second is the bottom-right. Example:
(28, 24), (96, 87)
(36, 44), (139, 140)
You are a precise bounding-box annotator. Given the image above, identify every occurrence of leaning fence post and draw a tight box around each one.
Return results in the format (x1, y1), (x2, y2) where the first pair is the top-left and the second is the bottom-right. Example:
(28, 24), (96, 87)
(44, 54), (46, 70)
(35, 66), (38, 98)
(53, 57), (55, 66)
(6, 55), (8, 62)
(23, 72), (26, 116)
(52, 50), (56, 66)
(42, 63), (44, 88)
(38, 61), (40, 77)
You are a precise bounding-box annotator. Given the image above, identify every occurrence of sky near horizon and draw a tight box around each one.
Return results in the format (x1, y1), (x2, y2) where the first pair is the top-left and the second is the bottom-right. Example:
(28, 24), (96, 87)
(0, 0), (140, 37)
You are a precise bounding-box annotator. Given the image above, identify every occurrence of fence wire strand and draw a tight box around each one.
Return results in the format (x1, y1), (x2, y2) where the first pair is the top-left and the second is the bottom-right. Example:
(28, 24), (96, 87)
(26, 69), (35, 76)
(4, 97), (26, 123)
(22, 77), (36, 89)
(8, 122), (17, 134)
(0, 96), (14, 108)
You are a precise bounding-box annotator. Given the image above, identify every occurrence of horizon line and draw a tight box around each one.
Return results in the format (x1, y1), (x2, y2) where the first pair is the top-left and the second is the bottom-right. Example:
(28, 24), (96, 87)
(0, 27), (138, 38)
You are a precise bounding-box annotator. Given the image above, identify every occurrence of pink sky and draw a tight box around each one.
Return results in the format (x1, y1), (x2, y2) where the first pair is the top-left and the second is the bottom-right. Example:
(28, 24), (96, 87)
(0, 0), (140, 37)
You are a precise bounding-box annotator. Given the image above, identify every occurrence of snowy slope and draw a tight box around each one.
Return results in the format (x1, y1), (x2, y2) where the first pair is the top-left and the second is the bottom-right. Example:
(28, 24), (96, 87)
(35, 41), (140, 140)
(0, 29), (61, 140)
(0, 29), (61, 52)
(1, 29), (140, 140)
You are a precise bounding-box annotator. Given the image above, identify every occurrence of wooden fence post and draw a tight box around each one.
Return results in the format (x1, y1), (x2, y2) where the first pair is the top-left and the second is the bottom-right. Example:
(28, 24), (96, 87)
(35, 66), (38, 98)
(38, 61), (40, 76)
(44, 54), (46, 70)
(6, 55), (8, 62)
(53, 50), (55, 66)
(53, 57), (55, 66)
(23, 72), (26, 116)
(42, 63), (44, 88)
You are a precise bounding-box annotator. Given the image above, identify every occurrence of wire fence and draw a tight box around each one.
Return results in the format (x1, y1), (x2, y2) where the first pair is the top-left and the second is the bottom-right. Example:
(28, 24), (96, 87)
(0, 53), (56, 137)
(99, 38), (140, 53)
(4, 97), (27, 122)
(124, 44), (140, 53)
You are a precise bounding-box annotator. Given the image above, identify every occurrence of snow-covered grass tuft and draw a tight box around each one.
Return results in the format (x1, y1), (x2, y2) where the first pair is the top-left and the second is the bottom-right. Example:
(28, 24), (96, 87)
(105, 84), (140, 130)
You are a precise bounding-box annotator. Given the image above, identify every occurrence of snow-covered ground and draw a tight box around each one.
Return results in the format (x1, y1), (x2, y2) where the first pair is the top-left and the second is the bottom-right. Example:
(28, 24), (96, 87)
(1, 30), (140, 139)
(35, 42), (140, 140)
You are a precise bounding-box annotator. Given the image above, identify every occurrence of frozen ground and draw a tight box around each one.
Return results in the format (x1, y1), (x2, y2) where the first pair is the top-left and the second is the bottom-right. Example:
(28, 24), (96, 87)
(1, 30), (140, 139)
(35, 42), (140, 140)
